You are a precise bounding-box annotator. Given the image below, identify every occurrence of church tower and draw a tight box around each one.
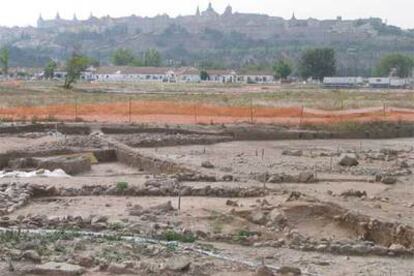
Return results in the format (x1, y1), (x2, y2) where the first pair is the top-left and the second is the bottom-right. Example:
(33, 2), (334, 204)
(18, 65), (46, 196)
(89, 12), (96, 20)
(37, 14), (44, 27)
(196, 6), (201, 16)
(223, 4), (233, 16)
(202, 2), (219, 17)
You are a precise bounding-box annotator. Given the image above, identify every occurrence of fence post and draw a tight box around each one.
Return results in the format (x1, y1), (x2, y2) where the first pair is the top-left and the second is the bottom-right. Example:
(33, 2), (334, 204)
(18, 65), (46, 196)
(383, 103), (386, 118)
(299, 105), (304, 127)
(128, 97), (132, 123)
(178, 182), (182, 212)
(74, 97), (78, 121)
(250, 98), (254, 123)
(194, 104), (197, 124)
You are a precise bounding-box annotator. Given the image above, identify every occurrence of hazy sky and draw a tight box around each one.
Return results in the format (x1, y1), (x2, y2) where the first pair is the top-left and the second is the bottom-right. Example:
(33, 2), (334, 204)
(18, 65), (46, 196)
(0, 0), (412, 29)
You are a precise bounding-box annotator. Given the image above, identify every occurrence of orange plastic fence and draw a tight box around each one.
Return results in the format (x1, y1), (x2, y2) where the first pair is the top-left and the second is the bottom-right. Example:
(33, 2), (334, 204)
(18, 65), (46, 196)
(0, 100), (414, 125)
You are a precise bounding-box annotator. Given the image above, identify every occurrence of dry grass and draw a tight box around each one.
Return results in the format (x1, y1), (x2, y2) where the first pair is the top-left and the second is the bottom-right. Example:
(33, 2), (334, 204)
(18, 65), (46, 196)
(1, 80), (414, 111)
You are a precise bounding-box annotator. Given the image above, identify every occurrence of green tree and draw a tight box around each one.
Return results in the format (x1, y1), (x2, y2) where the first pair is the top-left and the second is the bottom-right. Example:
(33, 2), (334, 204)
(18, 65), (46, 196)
(273, 60), (292, 80)
(299, 48), (336, 81)
(0, 47), (10, 78)
(200, 70), (210, 81)
(130, 57), (144, 67)
(376, 53), (414, 78)
(44, 60), (57, 79)
(144, 48), (162, 67)
(64, 53), (90, 89)
(87, 57), (100, 67)
(112, 48), (136, 66)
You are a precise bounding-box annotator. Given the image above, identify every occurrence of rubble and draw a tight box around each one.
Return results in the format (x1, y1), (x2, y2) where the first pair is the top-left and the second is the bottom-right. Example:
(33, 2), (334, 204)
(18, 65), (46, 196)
(339, 154), (359, 167)
(382, 176), (398, 185)
(340, 189), (367, 198)
(266, 172), (317, 184)
(26, 262), (85, 276)
(165, 257), (191, 272)
(201, 161), (215, 169)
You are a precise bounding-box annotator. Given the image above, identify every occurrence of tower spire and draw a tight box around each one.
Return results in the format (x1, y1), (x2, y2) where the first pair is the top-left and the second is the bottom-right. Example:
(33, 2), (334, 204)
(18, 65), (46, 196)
(37, 14), (44, 28)
(223, 4), (233, 16)
(196, 6), (200, 16)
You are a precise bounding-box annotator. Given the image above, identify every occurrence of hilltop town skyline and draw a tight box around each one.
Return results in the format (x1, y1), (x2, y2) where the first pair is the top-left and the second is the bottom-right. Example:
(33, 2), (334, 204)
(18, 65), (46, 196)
(0, 0), (413, 29)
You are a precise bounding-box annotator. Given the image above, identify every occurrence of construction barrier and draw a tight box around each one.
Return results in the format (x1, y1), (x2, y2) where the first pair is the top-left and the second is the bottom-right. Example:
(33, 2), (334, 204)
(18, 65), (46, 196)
(0, 100), (413, 125)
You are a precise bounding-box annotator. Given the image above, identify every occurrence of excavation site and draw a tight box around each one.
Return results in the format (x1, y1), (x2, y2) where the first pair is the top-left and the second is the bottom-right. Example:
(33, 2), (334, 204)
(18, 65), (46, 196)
(0, 121), (413, 276)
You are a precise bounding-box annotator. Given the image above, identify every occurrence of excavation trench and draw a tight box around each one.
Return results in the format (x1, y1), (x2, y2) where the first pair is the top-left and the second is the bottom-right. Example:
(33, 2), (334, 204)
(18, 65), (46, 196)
(283, 202), (414, 251)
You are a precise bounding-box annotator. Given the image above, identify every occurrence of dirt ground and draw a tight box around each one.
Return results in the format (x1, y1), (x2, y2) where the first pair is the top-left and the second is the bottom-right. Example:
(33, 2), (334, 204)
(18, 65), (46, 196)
(0, 123), (413, 276)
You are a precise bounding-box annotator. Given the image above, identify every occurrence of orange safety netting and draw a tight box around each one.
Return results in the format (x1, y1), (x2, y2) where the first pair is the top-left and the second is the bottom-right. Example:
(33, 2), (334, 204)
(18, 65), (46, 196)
(0, 101), (414, 125)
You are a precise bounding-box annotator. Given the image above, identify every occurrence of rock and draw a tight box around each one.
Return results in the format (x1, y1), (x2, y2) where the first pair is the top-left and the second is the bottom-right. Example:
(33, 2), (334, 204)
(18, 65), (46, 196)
(351, 244), (371, 254)
(151, 201), (175, 213)
(382, 176), (397, 185)
(91, 215), (108, 224)
(165, 257), (191, 272)
(282, 150), (303, 157)
(268, 209), (286, 226)
(75, 255), (95, 268)
(255, 265), (275, 276)
(226, 200), (239, 207)
(128, 204), (144, 216)
(339, 154), (359, 167)
(250, 211), (268, 225)
(222, 175), (233, 181)
(195, 230), (208, 239)
(27, 262), (85, 276)
(267, 174), (283, 184)
(91, 222), (107, 231)
(286, 191), (303, 202)
(201, 161), (214, 169)
(389, 243), (406, 251)
(340, 189), (367, 198)
(107, 263), (134, 274)
(297, 172), (316, 183)
(278, 266), (302, 275)
(399, 161), (409, 169)
(20, 250), (41, 263)
(140, 261), (161, 273)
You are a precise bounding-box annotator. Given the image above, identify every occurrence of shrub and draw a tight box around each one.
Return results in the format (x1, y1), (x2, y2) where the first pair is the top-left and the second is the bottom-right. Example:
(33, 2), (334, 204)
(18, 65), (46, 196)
(162, 230), (196, 243)
(116, 182), (129, 192)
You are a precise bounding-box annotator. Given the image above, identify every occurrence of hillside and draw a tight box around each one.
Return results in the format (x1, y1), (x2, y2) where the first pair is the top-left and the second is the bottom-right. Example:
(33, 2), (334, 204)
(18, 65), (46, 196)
(1, 4), (414, 76)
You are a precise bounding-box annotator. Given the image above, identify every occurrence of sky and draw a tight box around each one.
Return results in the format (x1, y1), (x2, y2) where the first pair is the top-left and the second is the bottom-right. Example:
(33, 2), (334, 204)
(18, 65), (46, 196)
(0, 0), (412, 29)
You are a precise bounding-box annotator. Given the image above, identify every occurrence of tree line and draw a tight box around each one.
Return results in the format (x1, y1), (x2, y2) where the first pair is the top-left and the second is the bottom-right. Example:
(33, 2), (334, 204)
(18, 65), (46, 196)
(111, 48), (162, 67)
(273, 49), (414, 81)
(1, 45), (413, 88)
